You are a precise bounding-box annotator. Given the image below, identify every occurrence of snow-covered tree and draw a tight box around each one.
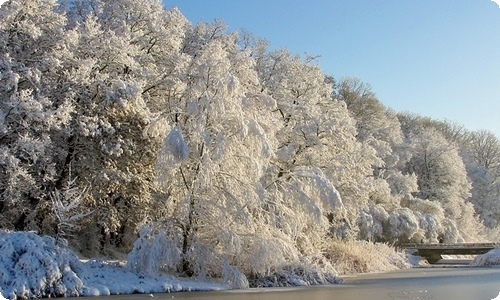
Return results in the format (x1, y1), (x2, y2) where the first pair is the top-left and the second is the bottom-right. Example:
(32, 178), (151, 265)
(336, 77), (406, 182)
(129, 26), (347, 285)
(461, 130), (500, 228)
(146, 26), (285, 280)
(399, 119), (483, 241)
(327, 76), (449, 245)
(0, 0), (74, 232)
(35, 0), (191, 252)
(252, 48), (371, 242)
(337, 77), (402, 146)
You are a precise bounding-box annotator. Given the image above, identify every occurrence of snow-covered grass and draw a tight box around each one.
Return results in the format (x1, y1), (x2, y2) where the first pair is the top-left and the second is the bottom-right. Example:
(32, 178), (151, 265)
(324, 239), (410, 275)
(246, 259), (341, 288)
(470, 248), (500, 267)
(0, 231), (224, 300)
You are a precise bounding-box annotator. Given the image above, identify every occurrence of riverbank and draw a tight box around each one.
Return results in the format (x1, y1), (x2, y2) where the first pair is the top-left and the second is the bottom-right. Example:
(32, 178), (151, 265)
(0, 231), (408, 299)
(2, 230), (499, 300)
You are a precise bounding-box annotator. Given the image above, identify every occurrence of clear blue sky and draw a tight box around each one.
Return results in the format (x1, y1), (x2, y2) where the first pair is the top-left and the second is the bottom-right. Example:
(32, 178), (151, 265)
(163, 0), (500, 137)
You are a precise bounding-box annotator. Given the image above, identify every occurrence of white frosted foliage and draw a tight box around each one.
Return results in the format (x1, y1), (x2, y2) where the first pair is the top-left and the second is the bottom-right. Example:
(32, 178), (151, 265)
(0, 231), (84, 299)
(127, 223), (182, 276)
(163, 128), (189, 161)
(222, 262), (249, 289)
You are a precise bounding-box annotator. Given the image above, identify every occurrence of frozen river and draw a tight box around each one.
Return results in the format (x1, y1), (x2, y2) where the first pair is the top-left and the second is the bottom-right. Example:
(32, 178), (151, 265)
(93, 267), (500, 300)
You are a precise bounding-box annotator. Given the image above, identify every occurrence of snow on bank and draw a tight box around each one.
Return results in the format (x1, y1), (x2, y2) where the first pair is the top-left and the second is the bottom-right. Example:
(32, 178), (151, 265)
(406, 249), (429, 267)
(0, 231), (225, 300)
(470, 248), (500, 267)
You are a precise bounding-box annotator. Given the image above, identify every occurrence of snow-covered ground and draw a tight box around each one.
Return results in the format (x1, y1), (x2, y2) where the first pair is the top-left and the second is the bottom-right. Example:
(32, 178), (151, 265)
(0, 231), (225, 300)
(470, 249), (500, 267)
(406, 249), (429, 267)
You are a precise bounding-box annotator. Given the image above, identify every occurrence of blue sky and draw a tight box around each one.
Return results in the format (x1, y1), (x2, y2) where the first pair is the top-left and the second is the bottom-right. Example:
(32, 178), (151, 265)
(163, 0), (500, 137)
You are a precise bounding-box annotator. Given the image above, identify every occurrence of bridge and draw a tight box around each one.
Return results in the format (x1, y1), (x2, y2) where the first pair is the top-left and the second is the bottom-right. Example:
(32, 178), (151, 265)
(400, 243), (499, 264)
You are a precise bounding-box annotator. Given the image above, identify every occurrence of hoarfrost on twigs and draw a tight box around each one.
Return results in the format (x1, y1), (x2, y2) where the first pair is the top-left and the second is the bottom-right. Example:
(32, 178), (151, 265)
(163, 128), (189, 162)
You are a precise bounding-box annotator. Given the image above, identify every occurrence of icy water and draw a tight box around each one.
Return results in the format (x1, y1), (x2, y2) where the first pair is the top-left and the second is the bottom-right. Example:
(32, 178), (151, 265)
(95, 268), (500, 300)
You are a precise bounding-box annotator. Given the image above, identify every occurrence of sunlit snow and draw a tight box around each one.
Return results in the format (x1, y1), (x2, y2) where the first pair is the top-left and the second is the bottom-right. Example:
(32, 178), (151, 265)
(0, 231), (224, 300)
(470, 249), (500, 267)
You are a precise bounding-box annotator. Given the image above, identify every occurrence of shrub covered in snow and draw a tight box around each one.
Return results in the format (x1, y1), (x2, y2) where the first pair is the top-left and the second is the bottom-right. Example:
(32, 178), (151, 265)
(0, 231), (84, 299)
(470, 249), (500, 267)
(324, 238), (409, 275)
(247, 260), (341, 287)
(127, 223), (342, 289)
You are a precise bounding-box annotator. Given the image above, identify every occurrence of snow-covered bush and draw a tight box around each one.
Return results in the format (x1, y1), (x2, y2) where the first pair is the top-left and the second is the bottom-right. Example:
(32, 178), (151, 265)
(127, 222), (341, 288)
(127, 223), (182, 276)
(470, 249), (500, 267)
(222, 263), (249, 289)
(247, 261), (341, 288)
(324, 238), (409, 275)
(357, 204), (389, 241)
(0, 231), (84, 299)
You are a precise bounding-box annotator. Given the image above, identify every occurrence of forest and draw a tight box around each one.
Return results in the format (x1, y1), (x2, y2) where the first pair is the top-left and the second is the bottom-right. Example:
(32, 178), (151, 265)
(1, 0), (500, 287)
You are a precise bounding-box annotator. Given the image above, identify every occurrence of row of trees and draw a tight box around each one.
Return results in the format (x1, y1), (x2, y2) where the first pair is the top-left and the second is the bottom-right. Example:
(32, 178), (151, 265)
(1, 0), (499, 284)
